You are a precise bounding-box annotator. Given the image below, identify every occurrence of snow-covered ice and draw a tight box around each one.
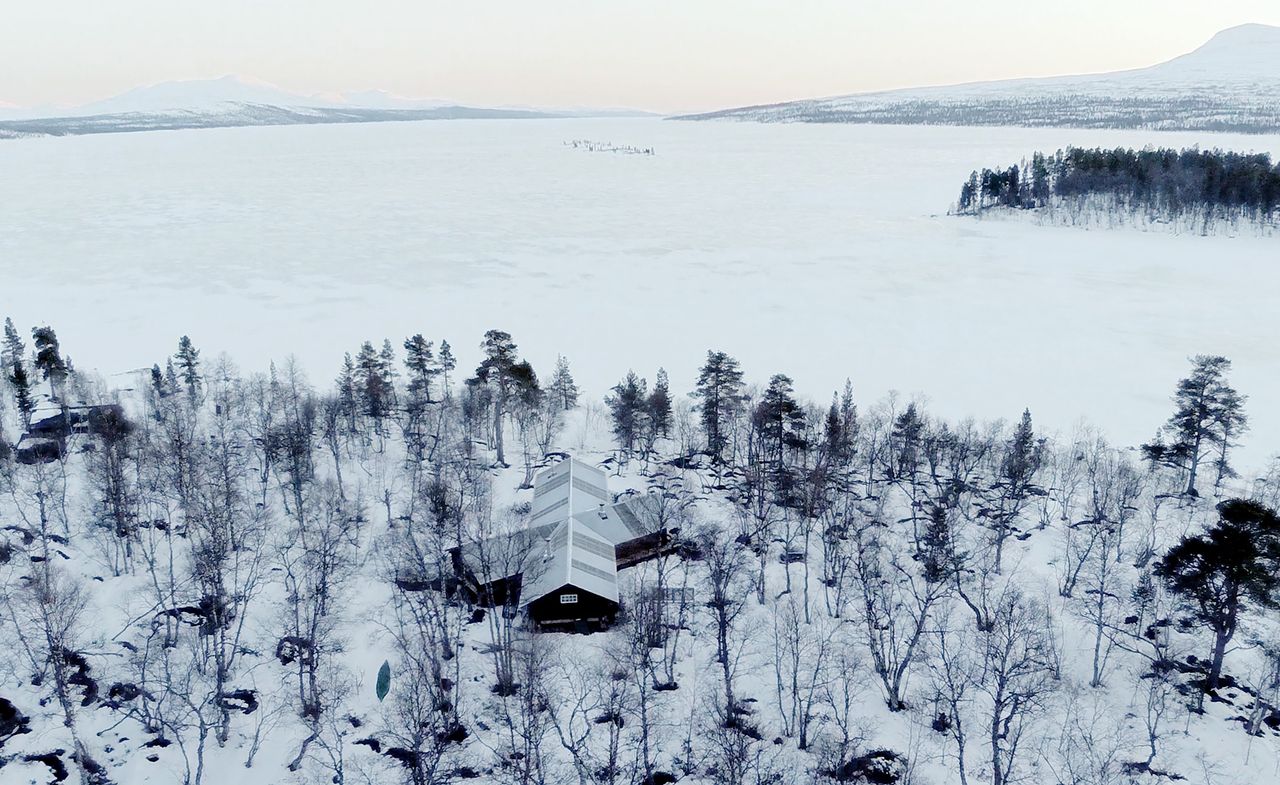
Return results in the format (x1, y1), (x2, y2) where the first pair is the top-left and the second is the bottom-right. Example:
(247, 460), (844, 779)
(1, 118), (1278, 466)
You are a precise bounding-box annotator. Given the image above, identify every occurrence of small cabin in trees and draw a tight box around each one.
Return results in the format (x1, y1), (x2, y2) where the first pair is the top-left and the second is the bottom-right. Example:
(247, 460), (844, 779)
(449, 456), (682, 631)
(14, 380), (128, 464)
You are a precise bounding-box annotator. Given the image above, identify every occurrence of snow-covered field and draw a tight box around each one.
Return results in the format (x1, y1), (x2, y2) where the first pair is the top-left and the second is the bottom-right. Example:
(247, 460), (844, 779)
(2, 118), (1279, 467)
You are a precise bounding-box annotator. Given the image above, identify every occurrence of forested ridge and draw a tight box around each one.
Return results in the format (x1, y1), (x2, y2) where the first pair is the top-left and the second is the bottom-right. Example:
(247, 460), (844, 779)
(956, 146), (1280, 232)
(2, 318), (1280, 785)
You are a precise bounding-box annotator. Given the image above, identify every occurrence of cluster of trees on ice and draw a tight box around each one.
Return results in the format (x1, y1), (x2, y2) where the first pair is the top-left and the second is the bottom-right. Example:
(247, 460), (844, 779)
(1, 318), (1280, 785)
(955, 146), (1280, 234)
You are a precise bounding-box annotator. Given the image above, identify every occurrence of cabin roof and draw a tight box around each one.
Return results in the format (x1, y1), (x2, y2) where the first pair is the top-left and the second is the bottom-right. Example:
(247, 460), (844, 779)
(570, 493), (667, 545)
(529, 457), (610, 526)
(454, 457), (675, 610)
(518, 516), (619, 607)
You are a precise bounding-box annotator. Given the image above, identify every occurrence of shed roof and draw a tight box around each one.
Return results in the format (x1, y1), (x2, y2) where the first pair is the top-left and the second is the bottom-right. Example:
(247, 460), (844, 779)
(571, 493), (667, 546)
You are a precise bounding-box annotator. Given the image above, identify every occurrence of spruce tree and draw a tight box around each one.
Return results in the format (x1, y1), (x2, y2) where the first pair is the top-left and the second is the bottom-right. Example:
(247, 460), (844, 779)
(752, 373), (807, 467)
(1143, 355), (1248, 496)
(355, 341), (391, 422)
(648, 367), (673, 439)
(336, 353), (358, 429)
(691, 350), (746, 464)
(890, 402), (925, 482)
(989, 409), (1044, 573)
(379, 340), (399, 409)
(822, 380), (858, 469)
(549, 355), (580, 411)
(9, 362), (33, 425)
(2, 318), (24, 370)
(1001, 410), (1043, 491)
(150, 364), (167, 399)
(163, 359), (179, 394)
(606, 371), (648, 458)
(175, 335), (202, 400)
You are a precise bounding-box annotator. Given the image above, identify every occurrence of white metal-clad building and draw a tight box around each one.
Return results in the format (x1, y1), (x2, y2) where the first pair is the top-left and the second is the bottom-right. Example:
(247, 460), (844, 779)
(529, 457), (611, 526)
(517, 516), (621, 610)
(451, 456), (680, 629)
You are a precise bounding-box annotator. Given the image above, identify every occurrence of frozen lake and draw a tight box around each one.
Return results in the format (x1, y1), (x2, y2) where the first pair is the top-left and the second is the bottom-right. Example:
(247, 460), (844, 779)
(2, 118), (1278, 466)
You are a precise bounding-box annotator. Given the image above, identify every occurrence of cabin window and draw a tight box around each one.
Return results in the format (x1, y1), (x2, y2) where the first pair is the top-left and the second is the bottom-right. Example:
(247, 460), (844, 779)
(560, 593), (578, 604)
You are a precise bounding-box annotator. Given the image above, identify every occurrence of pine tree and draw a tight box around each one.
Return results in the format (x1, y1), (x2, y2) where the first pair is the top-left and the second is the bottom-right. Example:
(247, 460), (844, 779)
(1157, 499), (1280, 690)
(606, 371), (648, 457)
(648, 368), (673, 439)
(549, 355), (580, 411)
(468, 330), (538, 466)
(438, 340), (456, 400)
(691, 350), (746, 464)
(31, 326), (66, 384)
(403, 334), (438, 405)
(918, 504), (958, 584)
(175, 335), (202, 400)
(1143, 355), (1248, 496)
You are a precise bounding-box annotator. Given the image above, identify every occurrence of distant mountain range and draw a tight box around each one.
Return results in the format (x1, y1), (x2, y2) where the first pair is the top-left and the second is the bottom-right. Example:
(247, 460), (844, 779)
(676, 24), (1280, 133)
(0, 75), (654, 139)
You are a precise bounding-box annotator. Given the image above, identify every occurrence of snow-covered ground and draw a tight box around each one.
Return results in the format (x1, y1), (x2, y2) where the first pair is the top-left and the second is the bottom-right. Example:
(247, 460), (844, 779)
(2, 118), (1278, 468)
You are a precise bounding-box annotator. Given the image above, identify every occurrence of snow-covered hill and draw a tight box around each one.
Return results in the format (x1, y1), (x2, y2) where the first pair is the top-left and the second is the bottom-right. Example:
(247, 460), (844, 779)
(73, 75), (344, 115)
(677, 24), (1280, 132)
(0, 76), (654, 138)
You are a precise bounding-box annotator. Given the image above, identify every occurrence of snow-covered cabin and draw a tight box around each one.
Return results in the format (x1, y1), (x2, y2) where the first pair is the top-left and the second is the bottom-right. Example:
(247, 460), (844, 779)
(13, 379), (127, 463)
(449, 456), (680, 631)
(518, 514), (620, 630)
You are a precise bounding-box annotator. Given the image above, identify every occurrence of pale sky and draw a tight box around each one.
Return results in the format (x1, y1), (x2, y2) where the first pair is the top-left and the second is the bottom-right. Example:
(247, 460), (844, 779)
(3, 1), (1279, 114)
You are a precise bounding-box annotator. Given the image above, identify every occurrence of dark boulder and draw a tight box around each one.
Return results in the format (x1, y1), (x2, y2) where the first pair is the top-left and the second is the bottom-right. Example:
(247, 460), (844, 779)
(60, 648), (99, 706)
(354, 737), (382, 753)
(386, 746), (421, 769)
(274, 636), (314, 666)
(831, 749), (907, 784)
(105, 682), (142, 708)
(217, 689), (258, 715)
(0, 697), (32, 747)
(23, 750), (69, 782)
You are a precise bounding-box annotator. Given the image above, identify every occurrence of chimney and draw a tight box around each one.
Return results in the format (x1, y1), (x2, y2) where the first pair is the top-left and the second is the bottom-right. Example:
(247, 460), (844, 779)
(597, 503), (608, 520)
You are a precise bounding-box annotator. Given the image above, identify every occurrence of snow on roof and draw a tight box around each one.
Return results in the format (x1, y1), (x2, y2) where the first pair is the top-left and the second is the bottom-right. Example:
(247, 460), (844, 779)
(518, 516), (619, 607)
(464, 458), (672, 607)
(454, 521), (559, 583)
(571, 493), (666, 545)
(529, 457), (610, 525)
